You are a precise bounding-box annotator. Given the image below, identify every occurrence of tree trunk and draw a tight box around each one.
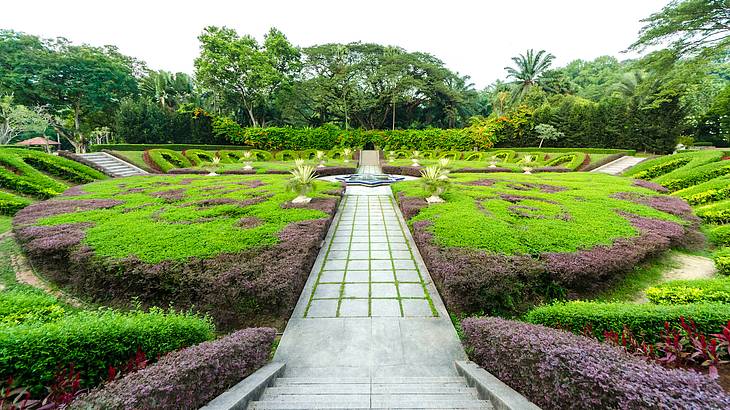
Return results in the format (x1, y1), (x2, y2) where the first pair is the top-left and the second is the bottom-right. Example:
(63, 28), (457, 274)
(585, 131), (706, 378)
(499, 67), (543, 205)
(539, 138), (544, 148)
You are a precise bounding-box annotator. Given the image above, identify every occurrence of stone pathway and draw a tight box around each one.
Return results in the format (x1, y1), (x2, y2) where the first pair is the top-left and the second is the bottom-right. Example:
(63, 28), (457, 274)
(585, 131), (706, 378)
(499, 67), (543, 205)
(590, 155), (646, 175)
(246, 153), (495, 408)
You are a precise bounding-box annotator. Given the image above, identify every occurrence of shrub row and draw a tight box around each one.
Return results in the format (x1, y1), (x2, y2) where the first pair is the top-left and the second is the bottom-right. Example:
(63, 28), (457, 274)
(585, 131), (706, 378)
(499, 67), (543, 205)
(626, 150), (724, 180)
(0, 308), (215, 394)
(715, 247), (730, 275)
(69, 327), (275, 410)
(462, 317), (730, 409)
(709, 224), (730, 246)
(523, 301), (730, 343)
(695, 199), (730, 224)
(0, 191), (31, 216)
(645, 278), (730, 304)
(0, 149), (105, 199)
(143, 149), (193, 172)
(91, 144), (251, 152)
(0, 286), (67, 326)
(657, 160), (730, 192)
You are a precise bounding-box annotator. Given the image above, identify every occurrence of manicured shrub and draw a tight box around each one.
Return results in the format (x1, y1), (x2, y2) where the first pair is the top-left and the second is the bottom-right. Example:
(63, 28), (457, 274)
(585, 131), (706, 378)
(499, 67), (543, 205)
(674, 176), (730, 205)
(14, 175), (342, 329)
(645, 278), (730, 304)
(438, 150), (462, 160)
(298, 149), (319, 160)
(462, 152), (484, 161)
(462, 317), (730, 410)
(524, 301), (730, 343)
(0, 191), (31, 215)
(695, 199), (730, 224)
(143, 149), (193, 173)
(631, 157), (692, 180)
(0, 308), (215, 393)
(68, 327), (275, 410)
(91, 144), (250, 152)
(274, 149), (299, 161)
(181, 149), (216, 166)
(0, 149), (104, 199)
(715, 247), (730, 275)
(0, 287), (67, 326)
(708, 224), (730, 246)
(625, 150), (723, 179)
(657, 160), (730, 192)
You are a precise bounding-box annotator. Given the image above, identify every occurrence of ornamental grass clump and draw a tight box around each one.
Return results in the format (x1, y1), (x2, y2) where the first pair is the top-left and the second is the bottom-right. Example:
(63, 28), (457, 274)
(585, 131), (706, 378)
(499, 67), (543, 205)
(239, 150), (254, 171)
(288, 163), (317, 203)
(342, 148), (353, 163)
(520, 154), (535, 174)
(204, 156), (221, 176)
(411, 150), (421, 167)
(420, 164), (450, 203)
(462, 317), (730, 410)
(315, 150), (326, 168)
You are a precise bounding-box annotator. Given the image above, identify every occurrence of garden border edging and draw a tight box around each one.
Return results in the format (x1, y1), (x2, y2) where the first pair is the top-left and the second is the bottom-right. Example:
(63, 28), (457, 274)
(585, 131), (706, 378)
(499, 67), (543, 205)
(201, 362), (285, 410)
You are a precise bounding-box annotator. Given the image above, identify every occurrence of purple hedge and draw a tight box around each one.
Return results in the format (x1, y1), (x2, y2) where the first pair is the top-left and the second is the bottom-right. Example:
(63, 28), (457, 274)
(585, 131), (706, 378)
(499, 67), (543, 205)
(462, 317), (730, 410)
(69, 327), (276, 410)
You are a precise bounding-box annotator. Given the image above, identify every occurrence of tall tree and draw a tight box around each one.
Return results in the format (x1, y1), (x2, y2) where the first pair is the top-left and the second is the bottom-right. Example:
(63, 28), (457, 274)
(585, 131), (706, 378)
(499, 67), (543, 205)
(504, 49), (556, 102)
(629, 0), (730, 67)
(194, 26), (300, 127)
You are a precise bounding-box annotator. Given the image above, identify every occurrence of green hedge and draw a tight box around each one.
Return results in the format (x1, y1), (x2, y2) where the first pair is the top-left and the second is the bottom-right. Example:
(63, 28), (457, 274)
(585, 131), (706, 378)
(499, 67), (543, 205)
(645, 278), (730, 304)
(0, 191), (31, 216)
(656, 160), (730, 192)
(715, 247), (730, 275)
(91, 144), (251, 152)
(182, 149), (216, 166)
(626, 150), (724, 179)
(0, 149), (105, 199)
(708, 224), (730, 246)
(695, 199), (730, 224)
(674, 177), (730, 205)
(144, 149), (193, 173)
(524, 301), (730, 343)
(0, 287), (68, 326)
(0, 308), (215, 394)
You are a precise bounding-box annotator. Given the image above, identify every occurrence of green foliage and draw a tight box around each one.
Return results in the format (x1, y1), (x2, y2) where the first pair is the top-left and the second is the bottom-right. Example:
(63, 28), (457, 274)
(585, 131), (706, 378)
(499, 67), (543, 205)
(674, 176), (730, 205)
(36, 175), (339, 263)
(392, 172), (681, 255)
(144, 148), (193, 172)
(656, 160), (730, 191)
(0, 191), (31, 216)
(91, 144), (249, 152)
(524, 301), (730, 342)
(182, 149), (216, 166)
(714, 247), (730, 275)
(0, 148), (105, 199)
(0, 308), (214, 393)
(646, 278), (730, 304)
(708, 224), (730, 246)
(274, 149), (300, 161)
(695, 199), (730, 224)
(0, 288), (67, 326)
(625, 150), (723, 178)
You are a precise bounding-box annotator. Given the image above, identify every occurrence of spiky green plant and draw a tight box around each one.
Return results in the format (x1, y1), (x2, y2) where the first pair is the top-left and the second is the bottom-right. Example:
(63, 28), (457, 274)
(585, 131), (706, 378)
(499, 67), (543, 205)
(240, 150), (254, 170)
(438, 158), (451, 169)
(420, 164), (450, 202)
(316, 150), (326, 167)
(411, 150), (422, 167)
(294, 158), (305, 167)
(342, 148), (353, 163)
(205, 156), (221, 175)
(288, 163), (317, 202)
(521, 154), (535, 174)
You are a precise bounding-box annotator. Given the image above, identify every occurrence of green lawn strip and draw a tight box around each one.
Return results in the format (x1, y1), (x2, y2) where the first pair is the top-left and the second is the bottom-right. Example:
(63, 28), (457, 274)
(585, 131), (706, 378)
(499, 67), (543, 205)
(391, 172), (683, 256)
(34, 175), (340, 263)
(0, 216), (12, 234)
(111, 150), (149, 170)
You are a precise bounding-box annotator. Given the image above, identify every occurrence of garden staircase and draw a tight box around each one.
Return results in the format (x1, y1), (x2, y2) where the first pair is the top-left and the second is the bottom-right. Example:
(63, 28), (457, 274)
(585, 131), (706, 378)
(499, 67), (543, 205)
(246, 375), (493, 409)
(77, 152), (148, 177)
(590, 155), (646, 175)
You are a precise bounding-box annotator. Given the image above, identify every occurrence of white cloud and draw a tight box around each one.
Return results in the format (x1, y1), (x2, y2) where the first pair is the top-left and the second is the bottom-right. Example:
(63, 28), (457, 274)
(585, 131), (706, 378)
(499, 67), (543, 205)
(0, 0), (670, 88)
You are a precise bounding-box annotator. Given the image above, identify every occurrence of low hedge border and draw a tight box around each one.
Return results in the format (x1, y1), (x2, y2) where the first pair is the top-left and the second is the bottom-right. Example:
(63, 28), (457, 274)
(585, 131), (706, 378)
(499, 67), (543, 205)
(709, 224), (730, 246)
(91, 144), (253, 152)
(68, 327), (275, 410)
(715, 247), (730, 275)
(462, 317), (730, 409)
(0, 308), (215, 394)
(645, 278), (730, 304)
(143, 149), (193, 173)
(523, 301), (730, 343)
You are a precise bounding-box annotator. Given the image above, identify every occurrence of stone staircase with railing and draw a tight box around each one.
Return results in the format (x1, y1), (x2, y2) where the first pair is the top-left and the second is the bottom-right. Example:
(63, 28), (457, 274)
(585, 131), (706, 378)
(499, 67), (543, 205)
(77, 152), (148, 177)
(590, 155), (646, 175)
(246, 375), (493, 409)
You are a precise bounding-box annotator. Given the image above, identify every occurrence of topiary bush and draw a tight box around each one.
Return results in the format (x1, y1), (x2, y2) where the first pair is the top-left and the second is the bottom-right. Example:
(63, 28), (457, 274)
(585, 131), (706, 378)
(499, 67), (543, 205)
(645, 278), (730, 304)
(695, 199), (730, 224)
(143, 149), (193, 173)
(182, 149), (216, 166)
(0, 192), (31, 216)
(708, 224), (730, 246)
(462, 317), (730, 410)
(274, 149), (300, 161)
(625, 150), (723, 180)
(657, 160), (730, 192)
(0, 308), (215, 394)
(68, 327), (275, 410)
(523, 301), (730, 343)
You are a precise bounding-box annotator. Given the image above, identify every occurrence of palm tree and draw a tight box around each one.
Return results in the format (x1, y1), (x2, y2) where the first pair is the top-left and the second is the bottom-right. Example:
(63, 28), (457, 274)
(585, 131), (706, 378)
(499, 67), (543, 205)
(140, 71), (195, 110)
(504, 49), (555, 103)
(612, 71), (647, 97)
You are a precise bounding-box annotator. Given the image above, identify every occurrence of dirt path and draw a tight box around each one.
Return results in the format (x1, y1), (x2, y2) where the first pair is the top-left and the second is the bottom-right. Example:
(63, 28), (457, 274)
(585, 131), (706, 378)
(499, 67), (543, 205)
(635, 253), (716, 303)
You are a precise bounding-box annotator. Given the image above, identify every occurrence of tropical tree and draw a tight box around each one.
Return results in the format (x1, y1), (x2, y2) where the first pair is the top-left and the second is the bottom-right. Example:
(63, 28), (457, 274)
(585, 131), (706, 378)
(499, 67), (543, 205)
(534, 123), (564, 148)
(0, 95), (49, 144)
(140, 71), (195, 110)
(504, 49), (556, 102)
(629, 0), (730, 65)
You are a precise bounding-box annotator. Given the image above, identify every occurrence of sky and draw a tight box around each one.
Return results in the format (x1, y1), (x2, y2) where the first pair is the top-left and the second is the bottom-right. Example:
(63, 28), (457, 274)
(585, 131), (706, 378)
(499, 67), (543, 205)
(1, 0), (671, 88)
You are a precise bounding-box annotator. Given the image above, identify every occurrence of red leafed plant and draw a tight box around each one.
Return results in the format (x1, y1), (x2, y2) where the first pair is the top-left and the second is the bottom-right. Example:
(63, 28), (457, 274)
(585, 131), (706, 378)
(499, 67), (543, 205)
(107, 347), (149, 383)
(600, 318), (730, 378)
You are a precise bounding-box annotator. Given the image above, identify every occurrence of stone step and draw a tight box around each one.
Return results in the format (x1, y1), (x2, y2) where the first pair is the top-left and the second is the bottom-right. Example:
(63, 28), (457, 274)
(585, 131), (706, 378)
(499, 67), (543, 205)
(248, 398), (491, 409)
(76, 153), (147, 177)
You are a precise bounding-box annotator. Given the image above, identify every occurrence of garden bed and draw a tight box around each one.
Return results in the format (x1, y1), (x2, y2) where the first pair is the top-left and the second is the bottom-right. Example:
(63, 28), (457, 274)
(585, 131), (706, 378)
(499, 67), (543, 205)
(392, 173), (702, 315)
(12, 174), (343, 329)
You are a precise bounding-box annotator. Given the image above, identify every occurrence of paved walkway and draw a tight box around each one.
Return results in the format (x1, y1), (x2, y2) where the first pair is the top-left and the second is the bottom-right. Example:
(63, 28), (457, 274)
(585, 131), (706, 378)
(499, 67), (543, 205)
(274, 155), (466, 378)
(591, 155), (646, 175)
